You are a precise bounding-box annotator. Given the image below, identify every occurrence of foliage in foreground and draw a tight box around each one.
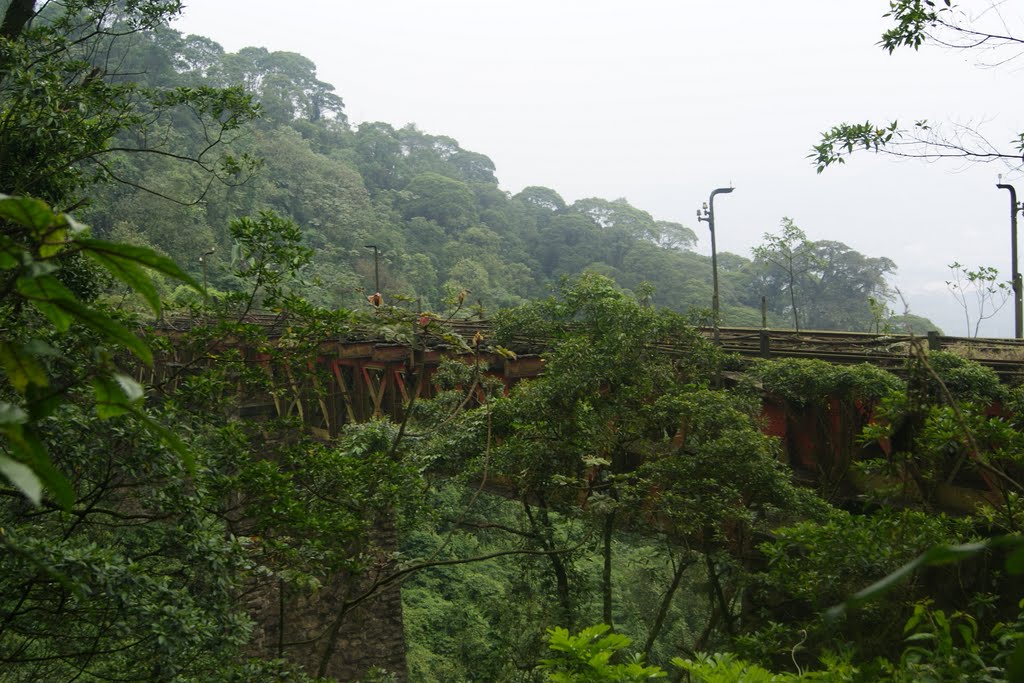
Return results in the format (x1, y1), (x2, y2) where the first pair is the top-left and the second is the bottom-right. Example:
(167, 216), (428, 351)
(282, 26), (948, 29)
(541, 602), (1024, 683)
(540, 625), (665, 682)
(0, 182), (413, 678)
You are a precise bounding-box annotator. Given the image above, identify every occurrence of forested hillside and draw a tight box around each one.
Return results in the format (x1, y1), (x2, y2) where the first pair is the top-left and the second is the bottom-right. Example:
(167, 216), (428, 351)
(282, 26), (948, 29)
(78, 25), (926, 332)
(14, 4), (1020, 683)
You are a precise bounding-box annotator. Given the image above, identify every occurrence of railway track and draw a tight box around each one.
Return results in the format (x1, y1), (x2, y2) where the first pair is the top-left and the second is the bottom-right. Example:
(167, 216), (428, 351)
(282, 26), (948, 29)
(710, 327), (1024, 375)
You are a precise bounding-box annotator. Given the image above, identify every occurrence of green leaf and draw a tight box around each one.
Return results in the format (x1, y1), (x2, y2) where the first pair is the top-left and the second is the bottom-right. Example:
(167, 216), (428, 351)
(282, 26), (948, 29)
(16, 274), (76, 331)
(57, 297), (153, 365)
(0, 254), (16, 269)
(0, 425), (73, 508)
(0, 453), (42, 505)
(17, 269), (69, 297)
(21, 442), (74, 510)
(1007, 639), (1024, 683)
(133, 409), (196, 474)
(918, 540), (990, 565)
(0, 194), (55, 233)
(76, 238), (201, 291)
(84, 248), (161, 313)
(24, 385), (62, 422)
(114, 373), (144, 402)
(17, 274), (152, 362)
(92, 373), (144, 419)
(92, 376), (131, 419)
(23, 339), (58, 357)
(1006, 546), (1024, 575)
(0, 341), (49, 393)
(828, 539), (997, 619)
(0, 402), (28, 425)
(39, 226), (67, 259)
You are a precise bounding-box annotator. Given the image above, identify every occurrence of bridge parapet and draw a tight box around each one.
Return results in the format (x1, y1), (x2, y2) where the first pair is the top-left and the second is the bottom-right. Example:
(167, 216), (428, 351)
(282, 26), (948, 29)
(149, 315), (1024, 441)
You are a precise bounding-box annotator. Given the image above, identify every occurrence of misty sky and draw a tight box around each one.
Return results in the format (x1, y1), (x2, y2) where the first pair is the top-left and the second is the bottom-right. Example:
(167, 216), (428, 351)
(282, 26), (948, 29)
(174, 0), (1023, 336)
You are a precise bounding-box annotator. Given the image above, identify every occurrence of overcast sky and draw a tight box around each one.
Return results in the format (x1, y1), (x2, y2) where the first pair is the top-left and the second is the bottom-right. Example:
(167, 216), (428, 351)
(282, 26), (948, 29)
(174, 0), (1023, 336)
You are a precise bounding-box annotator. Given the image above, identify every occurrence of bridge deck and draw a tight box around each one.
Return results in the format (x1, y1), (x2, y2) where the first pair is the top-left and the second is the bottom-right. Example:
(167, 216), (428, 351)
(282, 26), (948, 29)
(154, 314), (1024, 382)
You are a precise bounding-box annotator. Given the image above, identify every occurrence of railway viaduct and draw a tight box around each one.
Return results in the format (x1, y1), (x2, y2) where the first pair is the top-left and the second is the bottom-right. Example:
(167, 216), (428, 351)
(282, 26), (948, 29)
(149, 317), (1024, 681)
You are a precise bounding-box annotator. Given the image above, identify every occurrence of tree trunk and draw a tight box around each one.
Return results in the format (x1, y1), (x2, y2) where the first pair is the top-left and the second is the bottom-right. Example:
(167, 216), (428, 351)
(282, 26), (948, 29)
(602, 510), (615, 630)
(643, 549), (693, 658)
(705, 548), (734, 637)
(789, 275), (800, 332)
(1, 0), (35, 40)
(525, 497), (574, 628)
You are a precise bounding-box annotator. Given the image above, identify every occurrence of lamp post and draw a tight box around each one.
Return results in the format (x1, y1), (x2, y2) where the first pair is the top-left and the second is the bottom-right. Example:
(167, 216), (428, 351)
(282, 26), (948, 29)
(697, 186), (734, 345)
(364, 244), (380, 294)
(199, 248), (215, 301)
(995, 182), (1023, 338)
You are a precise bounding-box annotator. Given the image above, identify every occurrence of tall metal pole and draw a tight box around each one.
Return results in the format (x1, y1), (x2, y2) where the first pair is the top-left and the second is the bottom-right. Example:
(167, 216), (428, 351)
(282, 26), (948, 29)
(697, 187), (734, 345)
(996, 183), (1023, 338)
(200, 248), (215, 302)
(364, 244), (380, 293)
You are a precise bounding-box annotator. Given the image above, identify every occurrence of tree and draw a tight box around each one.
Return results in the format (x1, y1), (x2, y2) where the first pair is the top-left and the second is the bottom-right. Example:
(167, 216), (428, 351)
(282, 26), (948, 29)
(751, 221), (897, 331)
(352, 122), (406, 192)
(0, 0), (268, 502)
(535, 213), (604, 276)
(449, 149), (498, 185)
(811, 1), (1024, 173)
(946, 261), (1011, 337)
(0, 5), (336, 677)
(801, 240), (896, 331)
(654, 220), (698, 252)
(417, 274), (818, 667)
(0, 195), (199, 503)
(890, 312), (943, 334)
(571, 198), (661, 243)
(420, 275), (717, 633)
(177, 33), (226, 78)
(0, 1), (258, 207)
(0, 392), (265, 681)
(752, 219), (818, 331)
(620, 244), (712, 311)
(214, 46), (346, 125)
(402, 172), (478, 231)
(350, 123), (499, 191)
(716, 349), (1024, 678)
(515, 186), (568, 213)
(0, 197), (420, 679)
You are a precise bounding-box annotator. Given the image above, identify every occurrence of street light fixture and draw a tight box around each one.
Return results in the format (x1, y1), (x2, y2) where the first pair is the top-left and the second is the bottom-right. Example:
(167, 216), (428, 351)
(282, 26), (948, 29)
(199, 247), (215, 301)
(995, 181), (1023, 338)
(697, 186), (734, 345)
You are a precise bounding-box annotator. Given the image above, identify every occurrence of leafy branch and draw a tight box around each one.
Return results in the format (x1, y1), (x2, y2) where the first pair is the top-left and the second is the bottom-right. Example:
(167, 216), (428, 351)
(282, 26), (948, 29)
(0, 194), (199, 505)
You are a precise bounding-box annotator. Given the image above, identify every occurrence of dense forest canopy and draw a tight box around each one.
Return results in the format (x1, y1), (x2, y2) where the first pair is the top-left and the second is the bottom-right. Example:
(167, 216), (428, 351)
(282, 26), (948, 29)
(9, 3), (1024, 683)
(3, 7), (924, 333)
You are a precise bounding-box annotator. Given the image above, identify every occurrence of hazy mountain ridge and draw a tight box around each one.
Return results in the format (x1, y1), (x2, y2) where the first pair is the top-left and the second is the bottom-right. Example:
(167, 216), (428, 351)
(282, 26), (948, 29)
(86, 25), (932, 332)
